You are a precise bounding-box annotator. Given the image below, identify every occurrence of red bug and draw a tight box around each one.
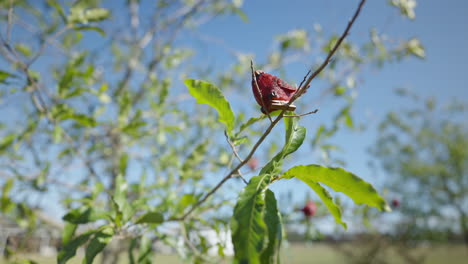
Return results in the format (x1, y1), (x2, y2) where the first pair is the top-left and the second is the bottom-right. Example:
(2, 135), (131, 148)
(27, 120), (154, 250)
(251, 70), (299, 114)
(301, 201), (317, 218)
(391, 199), (400, 208)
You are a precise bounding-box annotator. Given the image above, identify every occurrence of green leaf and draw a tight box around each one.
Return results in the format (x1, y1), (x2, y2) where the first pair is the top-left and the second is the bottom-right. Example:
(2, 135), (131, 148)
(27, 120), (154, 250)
(1, 178), (14, 212)
(406, 38), (425, 59)
(47, 0), (67, 23)
(277, 29), (309, 52)
(174, 194), (198, 215)
(63, 207), (109, 224)
(301, 180), (346, 228)
(53, 125), (63, 143)
(282, 165), (390, 212)
(282, 116), (306, 156)
(138, 235), (153, 264)
(184, 79), (235, 131)
(390, 0), (416, 19)
(15, 43), (33, 57)
(62, 222), (77, 244)
(113, 174), (132, 223)
(84, 227), (114, 264)
(0, 70), (13, 84)
(260, 190), (282, 264)
(260, 115), (306, 175)
(135, 211), (164, 224)
(231, 174), (271, 264)
(57, 229), (95, 264)
(71, 114), (97, 127)
(230, 113), (306, 264)
(233, 7), (249, 23)
(68, 7), (110, 24)
(335, 105), (353, 129)
(333, 85), (346, 96)
(119, 153), (128, 176)
(237, 115), (266, 135)
(84, 8), (110, 22)
(73, 26), (106, 36)
(181, 140), (209, 180)
(0, 134), (16, 152)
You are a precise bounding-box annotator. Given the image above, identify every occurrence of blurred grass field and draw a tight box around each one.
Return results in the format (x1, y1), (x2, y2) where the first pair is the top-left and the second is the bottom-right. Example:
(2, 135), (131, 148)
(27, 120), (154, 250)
(2, 243), (467, 264)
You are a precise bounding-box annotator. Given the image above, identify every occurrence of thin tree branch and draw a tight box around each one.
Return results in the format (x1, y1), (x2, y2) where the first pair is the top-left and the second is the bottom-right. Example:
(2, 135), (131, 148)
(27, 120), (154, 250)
(27, 25), (70, 67)
(283, 108), (319, 118)
(288, 0), (367, 105)
(7, 0), (14, 42)
(224, 131), (248, 184)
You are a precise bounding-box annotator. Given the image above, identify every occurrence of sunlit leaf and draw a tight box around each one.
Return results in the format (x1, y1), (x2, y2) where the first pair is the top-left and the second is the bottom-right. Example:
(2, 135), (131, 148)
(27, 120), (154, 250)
(0, 70), (13, 84)
(282, 165), (390, 212)
(15, 43), (32, 57)
(0, 134), (16, 152)
(71, 113), (97, 127)
(138, 235), (153, 264)
(57, 229), (95, 264)
(47, 0), (67, 23)
(135, 211), (164, 224)
(62, 207), (109, 224)
(185, 79), (235, 131)
(84, 227), (114, 264)
(73, 25), (106, 36)
(1, 178), (14, 212)
(301, 180), (346, 228)
(260, 114), (306, 175)
(260, 190), (282, 264)
(62, 222), (77, 244)
(231, 174), (270, 264)
(237, 115), (266, 134)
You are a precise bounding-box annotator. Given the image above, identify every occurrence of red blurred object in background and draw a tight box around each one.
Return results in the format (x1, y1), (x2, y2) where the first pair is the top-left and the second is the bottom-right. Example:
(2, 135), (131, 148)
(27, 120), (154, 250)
(301, 201), (317, 218)
(391, 199), (400, 208)
(251, 70), (298, 113)
(247, 157), (258, 171)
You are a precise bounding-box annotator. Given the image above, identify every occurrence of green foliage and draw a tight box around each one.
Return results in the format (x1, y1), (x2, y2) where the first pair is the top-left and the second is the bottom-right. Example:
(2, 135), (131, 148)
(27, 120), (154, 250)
(231, 115), (306, 263)
(68, 7), (110, 24)
(0, 70), (13, 84)
(135, 211), (164, 224)
(260, 190), (283, 264)
(84, 227), (114, 264)
(282, 165), (390, 212)
(1, 179), (14, 212)
(277, 29), (310, 52)
(231, 174), (270, 264)
(373, 94), (468, 241)
(58, 229), (96, 264)
(390, 0), (417, 19)
(185, 79), (236, 132)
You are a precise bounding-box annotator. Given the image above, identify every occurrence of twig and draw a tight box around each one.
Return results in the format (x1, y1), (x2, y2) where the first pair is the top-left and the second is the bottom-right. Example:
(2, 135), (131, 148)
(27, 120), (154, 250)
(288, 0), (367, 105)
(7, 0), (14, 42)
(27, 25), (70, 67)
(297, 69), (311, 91)
(176, 0), (367, 221)
(224, 131), (248, 184)
(251, 60), (273, 123)
(283, 108), (319, 118)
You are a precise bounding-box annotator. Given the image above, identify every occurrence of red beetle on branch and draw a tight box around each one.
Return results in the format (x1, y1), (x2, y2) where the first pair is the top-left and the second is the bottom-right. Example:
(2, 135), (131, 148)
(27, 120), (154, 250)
(251, 70), (300, 114)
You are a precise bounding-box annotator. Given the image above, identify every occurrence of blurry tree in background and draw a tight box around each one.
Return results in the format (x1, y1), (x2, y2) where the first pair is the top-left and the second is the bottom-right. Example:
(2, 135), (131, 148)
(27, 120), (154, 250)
(0, 0), (424, 263)
(372, 92), (468, 247)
